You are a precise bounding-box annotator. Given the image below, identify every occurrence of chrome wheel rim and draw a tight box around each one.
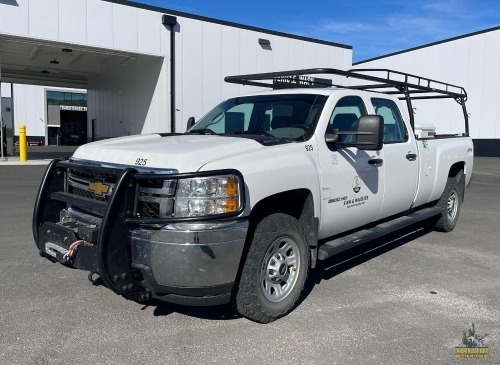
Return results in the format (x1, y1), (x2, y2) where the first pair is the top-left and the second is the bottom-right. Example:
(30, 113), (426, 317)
(447, 189), (458, 221)
(260, 236), (300, 303)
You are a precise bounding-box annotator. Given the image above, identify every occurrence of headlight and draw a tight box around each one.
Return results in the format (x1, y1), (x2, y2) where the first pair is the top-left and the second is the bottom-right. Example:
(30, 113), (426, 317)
(174, 175), (241, 218)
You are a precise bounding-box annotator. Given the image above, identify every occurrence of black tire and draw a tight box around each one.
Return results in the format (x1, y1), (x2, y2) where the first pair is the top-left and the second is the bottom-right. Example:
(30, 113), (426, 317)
(432, 176), (462, 232)
(233, 213), (310, 323)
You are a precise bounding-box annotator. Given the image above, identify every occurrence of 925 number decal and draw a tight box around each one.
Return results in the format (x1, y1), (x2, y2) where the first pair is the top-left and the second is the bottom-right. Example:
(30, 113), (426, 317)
(135, 158), (147, 166)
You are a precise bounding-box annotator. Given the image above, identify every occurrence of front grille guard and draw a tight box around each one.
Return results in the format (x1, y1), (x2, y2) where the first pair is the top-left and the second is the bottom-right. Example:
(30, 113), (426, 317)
(34, 159), (246, 236)
(33, 159), (246, 298)
(33, 159), (139, 297)
(35, 159), (245, 225)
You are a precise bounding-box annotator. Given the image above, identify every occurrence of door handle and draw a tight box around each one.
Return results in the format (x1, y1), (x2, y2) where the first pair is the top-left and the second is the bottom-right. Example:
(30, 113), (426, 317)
(368, 158), (383, 165)
(406, 153), (417, 161)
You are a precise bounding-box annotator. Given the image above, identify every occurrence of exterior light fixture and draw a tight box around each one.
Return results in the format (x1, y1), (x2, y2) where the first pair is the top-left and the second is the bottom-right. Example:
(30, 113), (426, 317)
(258, 38), (271, 46)
(50, 60), (60, 64)
(162, 14), (177, 26)
(62, 48), (73, 53)
(41, 70), (50, 74)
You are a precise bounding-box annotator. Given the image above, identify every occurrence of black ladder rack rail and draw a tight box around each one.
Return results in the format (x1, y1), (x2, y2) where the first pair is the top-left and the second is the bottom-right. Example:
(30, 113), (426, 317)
(224, 68), (469, 136)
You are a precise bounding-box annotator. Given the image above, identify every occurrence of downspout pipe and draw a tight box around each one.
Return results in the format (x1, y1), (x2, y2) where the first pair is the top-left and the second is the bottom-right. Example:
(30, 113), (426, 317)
(162, 14), (177, 133)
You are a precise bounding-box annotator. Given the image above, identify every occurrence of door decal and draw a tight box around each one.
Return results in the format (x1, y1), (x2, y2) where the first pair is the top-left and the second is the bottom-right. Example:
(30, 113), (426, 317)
(352, 176), (362, 193)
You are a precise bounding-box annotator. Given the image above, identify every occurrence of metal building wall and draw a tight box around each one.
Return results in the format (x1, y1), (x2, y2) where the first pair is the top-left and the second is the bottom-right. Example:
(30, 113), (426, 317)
(356, 28), (500, 156)
(0, 83), (10, 98)
(74, 0), (171, 138)
(1, 0), (352, 140)
(51, 0), (353, 136)
(87, 55), (167, 137)
(69, 1), (353, 135)
(7, 84), (87, 142)
(11, 84), (45, 139)
(174, 18), (352, 132)
(0, 0), (171, 140)
(0, 0), (167, 54)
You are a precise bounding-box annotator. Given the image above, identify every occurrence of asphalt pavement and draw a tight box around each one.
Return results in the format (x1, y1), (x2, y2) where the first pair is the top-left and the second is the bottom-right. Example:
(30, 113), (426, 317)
(0, 157), (498, 364)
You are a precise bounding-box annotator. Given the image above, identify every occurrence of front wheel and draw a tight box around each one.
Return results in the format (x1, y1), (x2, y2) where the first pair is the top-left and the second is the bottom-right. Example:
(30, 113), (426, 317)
(233, 213), (310, 323)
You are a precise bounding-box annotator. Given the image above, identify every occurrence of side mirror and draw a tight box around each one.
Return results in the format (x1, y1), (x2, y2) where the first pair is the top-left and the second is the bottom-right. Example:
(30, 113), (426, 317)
(356, 115), (383, 151)
(324, 115), (383, 150)
(186, 117), (196, 130)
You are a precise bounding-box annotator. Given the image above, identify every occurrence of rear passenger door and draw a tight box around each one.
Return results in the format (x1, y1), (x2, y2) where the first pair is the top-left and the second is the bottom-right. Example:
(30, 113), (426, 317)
(370, 98), (418, 219)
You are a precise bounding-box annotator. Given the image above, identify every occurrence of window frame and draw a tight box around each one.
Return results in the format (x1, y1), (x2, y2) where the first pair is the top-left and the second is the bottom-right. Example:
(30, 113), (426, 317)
(370, 97), (409, 144)
(325, 95), (368, 141)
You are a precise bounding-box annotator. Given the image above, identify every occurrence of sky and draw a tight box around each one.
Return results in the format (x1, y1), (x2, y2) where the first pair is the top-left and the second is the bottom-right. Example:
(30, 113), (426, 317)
(135, 0), (500, 62)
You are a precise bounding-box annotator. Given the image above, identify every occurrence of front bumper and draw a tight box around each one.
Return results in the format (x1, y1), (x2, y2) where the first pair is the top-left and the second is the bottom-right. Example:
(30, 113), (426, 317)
(131, 220), (248, 305)
(33, 159), (248, 306)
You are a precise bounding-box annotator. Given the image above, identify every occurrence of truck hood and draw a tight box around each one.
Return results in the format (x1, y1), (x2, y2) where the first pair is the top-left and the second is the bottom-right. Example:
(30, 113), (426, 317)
(72, 134), (264, 172)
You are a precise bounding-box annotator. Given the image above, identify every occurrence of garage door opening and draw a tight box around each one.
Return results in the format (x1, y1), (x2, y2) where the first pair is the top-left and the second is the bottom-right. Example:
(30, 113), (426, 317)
(46, 90), (88, 146)
(0, 34), (167, 154)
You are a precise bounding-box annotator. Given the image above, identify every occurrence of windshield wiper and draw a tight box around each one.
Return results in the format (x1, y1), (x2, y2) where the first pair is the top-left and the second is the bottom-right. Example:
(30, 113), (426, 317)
(187, 129), (217, 135)
(228, 131), (295, 142)
(228, 131), (277, 138)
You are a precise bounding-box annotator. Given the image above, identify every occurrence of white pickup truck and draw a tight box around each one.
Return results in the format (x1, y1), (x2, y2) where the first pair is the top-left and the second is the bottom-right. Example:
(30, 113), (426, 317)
(33, 68), (473, 323)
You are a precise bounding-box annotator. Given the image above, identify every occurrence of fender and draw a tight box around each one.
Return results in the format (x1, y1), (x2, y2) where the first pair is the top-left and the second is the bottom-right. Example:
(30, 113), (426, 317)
(200, 140), (322, 221)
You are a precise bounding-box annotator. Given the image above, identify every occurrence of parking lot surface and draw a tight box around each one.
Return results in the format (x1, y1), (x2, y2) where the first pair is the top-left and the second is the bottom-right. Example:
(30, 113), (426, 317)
(0, 158), (498, 364)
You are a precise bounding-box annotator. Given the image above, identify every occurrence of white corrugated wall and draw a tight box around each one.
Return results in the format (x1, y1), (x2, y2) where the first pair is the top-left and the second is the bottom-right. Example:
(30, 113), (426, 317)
(356, 30), (500, 139)
(1, 0), (352, 140)
(174, 17), (352, 132)
(9, 84), (86, 141)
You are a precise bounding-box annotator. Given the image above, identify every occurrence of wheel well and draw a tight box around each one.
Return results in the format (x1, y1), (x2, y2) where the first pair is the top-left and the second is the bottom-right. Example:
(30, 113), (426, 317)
(448, 161), (466, 202)
(248, 189), (319, 268)
(249, 189), (311, 223)
(449, 162), (465, 179)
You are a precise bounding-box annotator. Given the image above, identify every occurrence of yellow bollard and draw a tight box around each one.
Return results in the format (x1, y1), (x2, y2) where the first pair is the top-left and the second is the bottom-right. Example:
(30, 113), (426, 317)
(19, 125), (27, 162)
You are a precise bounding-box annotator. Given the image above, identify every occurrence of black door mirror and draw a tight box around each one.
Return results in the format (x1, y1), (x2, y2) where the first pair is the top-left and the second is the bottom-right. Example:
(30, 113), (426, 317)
(356, 115), (383, 151)
(325, 115), (383, 150)
(186, 117), (196, 130)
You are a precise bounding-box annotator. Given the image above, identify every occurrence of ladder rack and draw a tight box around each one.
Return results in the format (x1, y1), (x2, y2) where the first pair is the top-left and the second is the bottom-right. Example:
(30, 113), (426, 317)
(224, 68), (469, 135)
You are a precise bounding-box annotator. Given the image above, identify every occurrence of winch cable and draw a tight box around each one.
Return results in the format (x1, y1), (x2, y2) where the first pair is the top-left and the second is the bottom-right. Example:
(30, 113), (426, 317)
(63, 240), (85, 259)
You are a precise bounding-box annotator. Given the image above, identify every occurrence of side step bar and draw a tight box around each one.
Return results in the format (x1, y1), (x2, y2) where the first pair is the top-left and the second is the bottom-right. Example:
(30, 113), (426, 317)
(317, 207), (443, 261)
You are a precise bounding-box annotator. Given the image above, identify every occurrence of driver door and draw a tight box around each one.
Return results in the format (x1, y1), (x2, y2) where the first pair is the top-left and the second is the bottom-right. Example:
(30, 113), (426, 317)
(318, 95), (385, 239)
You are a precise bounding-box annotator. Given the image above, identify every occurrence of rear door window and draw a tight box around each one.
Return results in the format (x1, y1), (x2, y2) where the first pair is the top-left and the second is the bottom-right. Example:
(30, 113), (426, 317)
(371, 98), (408, 143)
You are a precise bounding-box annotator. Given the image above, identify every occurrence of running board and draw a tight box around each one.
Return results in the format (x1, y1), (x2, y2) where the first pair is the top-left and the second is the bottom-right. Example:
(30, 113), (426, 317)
(317, 207), (443, 261)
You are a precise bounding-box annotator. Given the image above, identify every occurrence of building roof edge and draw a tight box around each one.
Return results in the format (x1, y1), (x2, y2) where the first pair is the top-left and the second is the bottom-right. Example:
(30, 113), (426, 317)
(354, 25), (500, 65)
(103, 0), (352, 49)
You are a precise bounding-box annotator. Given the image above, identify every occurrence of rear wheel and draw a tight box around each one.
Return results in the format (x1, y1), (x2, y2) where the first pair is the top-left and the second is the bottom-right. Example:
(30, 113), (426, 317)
(431, 176), (462, 232)
(233, 213), (310, 323)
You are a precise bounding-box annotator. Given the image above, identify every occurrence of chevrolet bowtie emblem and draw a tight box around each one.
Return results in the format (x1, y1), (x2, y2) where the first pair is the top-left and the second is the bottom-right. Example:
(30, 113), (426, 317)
(89, 181), (110, 196)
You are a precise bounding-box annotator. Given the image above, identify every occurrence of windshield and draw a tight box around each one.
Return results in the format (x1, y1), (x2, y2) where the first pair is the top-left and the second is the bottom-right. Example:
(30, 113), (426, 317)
(188, 94), (327, 141)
